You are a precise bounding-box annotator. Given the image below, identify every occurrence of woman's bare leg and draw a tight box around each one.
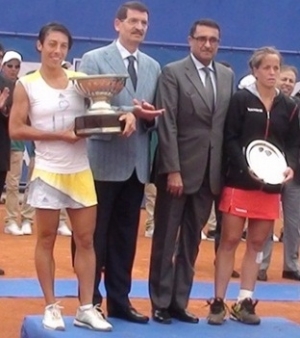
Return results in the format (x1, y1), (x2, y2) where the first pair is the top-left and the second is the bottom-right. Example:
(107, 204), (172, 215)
(215, 213), (245, 298)
(240, 218), (274, 292)
(67, 206), (96, 305)
(35, 208), (60, 305)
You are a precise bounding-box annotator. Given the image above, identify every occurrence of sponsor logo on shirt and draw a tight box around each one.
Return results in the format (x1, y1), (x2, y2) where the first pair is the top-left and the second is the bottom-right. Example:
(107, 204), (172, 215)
(247, 107), (263, 113)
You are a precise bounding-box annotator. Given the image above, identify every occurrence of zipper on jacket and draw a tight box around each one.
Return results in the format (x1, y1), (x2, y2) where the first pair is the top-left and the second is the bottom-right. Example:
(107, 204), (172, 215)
(264, 111), (270, 139)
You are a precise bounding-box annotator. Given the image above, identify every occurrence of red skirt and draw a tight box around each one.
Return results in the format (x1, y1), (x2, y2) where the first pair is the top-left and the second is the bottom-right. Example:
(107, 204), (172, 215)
(219, 187), (280, 220)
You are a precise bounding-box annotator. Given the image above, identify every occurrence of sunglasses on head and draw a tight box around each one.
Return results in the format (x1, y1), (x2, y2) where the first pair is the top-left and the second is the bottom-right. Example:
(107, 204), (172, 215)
(6, 64), (20, 69)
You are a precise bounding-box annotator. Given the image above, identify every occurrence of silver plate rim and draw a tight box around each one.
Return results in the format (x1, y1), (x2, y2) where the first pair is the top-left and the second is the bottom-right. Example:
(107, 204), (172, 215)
(245, 139), (287, 184)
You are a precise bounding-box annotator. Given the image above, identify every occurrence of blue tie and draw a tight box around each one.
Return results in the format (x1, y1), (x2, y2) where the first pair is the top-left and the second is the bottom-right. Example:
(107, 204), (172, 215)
(127, 55), (137, 91)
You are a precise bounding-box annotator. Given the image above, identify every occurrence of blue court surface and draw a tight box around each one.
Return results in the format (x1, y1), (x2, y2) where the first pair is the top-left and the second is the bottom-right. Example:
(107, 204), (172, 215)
(1, 278), (300, 301)
(20, 316), (300, 338)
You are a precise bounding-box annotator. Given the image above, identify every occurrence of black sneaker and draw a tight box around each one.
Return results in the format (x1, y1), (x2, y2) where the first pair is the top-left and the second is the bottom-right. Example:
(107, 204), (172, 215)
(230, 298), (260, 325)
(207, 298), (226, 325)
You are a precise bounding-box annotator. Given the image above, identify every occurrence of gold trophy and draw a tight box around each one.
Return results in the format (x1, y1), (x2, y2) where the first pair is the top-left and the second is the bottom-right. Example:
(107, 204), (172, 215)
(70, 74), (128, 135)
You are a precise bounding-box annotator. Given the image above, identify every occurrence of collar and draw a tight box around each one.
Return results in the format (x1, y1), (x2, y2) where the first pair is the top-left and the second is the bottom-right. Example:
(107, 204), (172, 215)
(116, 39), (139, 61)
(190, 53), (214, 72)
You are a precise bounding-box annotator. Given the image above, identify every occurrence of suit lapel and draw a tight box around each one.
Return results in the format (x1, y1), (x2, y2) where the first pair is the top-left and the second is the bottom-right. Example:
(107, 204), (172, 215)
(103, 42), (136, 98)
(214, 62), (227, 112)
(185, 56), (212, 111)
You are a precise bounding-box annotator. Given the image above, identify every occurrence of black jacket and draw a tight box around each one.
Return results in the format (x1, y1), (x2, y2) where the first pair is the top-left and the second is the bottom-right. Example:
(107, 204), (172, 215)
(0, 74), (14, 171)
(289, 95), (300, 184)
(223, 86), (300, 193)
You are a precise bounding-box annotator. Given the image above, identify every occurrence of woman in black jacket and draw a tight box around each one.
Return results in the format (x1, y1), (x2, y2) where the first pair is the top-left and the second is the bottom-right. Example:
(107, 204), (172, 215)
(207, 47), (300, 326)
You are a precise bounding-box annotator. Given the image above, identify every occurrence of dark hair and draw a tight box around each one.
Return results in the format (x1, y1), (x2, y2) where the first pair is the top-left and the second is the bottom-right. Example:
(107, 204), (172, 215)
(116, 1), (149, 20)
(281, 64), (298, 78)
(0, 43), (4, 54)
(38, 22), (73, 50)
(189, 19), (221, 37)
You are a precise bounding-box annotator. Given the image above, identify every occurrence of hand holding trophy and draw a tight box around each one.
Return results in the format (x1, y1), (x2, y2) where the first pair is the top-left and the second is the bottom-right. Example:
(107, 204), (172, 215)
(71, 74), (164, 137)
(71, 74), (129, 135)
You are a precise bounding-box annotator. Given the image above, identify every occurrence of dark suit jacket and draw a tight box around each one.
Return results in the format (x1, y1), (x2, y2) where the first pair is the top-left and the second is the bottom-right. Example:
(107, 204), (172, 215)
(0, 75), (13, 171)
(155, 56), (234, 195)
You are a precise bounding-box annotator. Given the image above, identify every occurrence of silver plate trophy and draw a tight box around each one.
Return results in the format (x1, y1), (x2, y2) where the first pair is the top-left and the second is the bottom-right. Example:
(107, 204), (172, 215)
(70, 74), (128, 135)
(245, 140), (287, 185)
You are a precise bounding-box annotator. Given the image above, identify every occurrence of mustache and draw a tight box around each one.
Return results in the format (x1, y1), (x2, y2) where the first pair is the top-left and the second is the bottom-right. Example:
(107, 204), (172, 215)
(132, 29), (143, 35)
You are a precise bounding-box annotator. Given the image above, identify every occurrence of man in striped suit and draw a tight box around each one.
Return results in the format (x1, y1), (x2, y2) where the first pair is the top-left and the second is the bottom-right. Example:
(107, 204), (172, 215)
(77, 1), (160, 323)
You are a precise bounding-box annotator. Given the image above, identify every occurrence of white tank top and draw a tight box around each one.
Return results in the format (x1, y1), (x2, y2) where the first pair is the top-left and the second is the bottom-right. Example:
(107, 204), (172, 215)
(19, 70), (90, 174)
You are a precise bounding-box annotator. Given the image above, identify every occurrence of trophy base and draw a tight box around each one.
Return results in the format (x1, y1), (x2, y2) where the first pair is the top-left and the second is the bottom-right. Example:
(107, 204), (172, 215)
(75, 113), (125, 136)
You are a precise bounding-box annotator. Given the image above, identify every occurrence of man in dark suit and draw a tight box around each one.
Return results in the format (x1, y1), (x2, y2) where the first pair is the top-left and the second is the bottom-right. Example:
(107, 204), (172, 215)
(149, 19), (234, 324)
(76, 1), (161, 324)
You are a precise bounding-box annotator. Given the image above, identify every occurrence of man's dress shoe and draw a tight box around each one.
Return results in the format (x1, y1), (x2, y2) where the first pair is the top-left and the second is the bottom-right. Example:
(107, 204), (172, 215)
(108, 306), (149, 324)
(169, 308), (199, 323)
(282, 270), (300, 281)
(152, 309), (172, 324)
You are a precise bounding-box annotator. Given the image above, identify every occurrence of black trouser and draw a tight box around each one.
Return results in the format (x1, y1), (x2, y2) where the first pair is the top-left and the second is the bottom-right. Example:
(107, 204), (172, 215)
(0, 171), (7, 197)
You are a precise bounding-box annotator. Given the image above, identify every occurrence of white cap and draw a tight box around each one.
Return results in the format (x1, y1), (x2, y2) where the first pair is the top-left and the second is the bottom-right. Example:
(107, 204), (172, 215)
(2, 51), (22, 66)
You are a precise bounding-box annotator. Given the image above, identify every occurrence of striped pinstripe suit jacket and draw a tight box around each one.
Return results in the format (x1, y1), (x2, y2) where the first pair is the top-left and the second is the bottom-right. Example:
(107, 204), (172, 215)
(79, 41), (160, 183)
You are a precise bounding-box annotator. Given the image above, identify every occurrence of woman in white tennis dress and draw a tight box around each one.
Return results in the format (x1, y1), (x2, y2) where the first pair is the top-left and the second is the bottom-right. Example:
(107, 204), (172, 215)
(8, 22), (136, 332)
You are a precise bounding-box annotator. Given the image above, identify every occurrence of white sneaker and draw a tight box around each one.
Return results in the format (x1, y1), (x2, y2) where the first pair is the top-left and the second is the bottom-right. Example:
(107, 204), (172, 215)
(21, 220), (32, 235)
(4, 222), (23, 236)
(273, 234), (279, 242)
(145, 227), (154, 238)
(74, 305), (112, 331)
(42, 302), (65, 331)
(57, 222), (72, 236)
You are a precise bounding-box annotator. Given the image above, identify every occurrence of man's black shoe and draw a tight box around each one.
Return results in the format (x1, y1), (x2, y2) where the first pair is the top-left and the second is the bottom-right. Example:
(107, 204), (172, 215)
(169, 309), (199, 324)
(152, 309), (172, 324)
(169, 308), (199, 323)
(282, 270), (300, 281)
(0, 268), (4, 276)
(257, 270), (268, 281)
(108, 306), (149, 324)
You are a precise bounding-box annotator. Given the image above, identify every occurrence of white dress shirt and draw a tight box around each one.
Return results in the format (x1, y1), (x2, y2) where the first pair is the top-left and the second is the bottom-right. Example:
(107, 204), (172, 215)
(190, 53), (217, 101)
(116, 39), (138, 74)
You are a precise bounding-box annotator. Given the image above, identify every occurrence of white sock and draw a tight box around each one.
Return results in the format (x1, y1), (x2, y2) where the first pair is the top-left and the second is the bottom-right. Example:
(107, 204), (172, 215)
(45, 303), (56, 310)
(237, 289), (253, 302)
(80, 303), (93, 311)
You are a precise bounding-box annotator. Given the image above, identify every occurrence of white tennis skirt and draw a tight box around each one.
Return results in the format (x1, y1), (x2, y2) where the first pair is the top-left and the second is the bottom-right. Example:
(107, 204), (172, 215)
(27, 168), (97, 209)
